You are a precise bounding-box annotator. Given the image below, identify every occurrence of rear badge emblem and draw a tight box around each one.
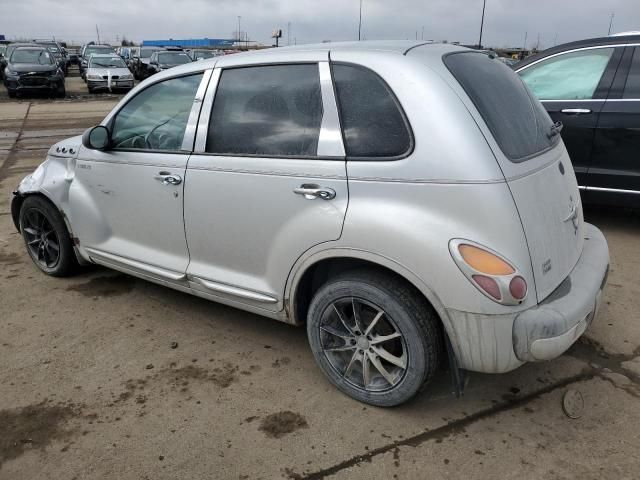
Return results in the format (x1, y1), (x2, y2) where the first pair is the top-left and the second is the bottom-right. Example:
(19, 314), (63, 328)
(559, 162), (565, 175)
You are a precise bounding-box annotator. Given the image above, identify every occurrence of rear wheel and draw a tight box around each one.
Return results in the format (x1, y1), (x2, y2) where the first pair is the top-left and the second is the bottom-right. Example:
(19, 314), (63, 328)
(307, 270), (443, 406)
(19, 196), (78, 277)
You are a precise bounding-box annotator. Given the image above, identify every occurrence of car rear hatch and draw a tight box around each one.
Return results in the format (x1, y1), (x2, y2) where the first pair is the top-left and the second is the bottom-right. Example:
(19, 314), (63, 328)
(444, 51), (584, 302)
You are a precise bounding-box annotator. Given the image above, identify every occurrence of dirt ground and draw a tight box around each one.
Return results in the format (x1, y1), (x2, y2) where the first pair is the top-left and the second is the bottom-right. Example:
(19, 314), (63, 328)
(0, 90), (639, 480)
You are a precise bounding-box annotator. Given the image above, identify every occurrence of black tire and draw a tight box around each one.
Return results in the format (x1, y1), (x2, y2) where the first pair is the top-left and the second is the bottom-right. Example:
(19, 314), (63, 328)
(87, 87), (94, 94)
(57, 85), (66, 98)
(307, 269), (443, 407)
(8, 90), (16, 98)
(19, 196), (78, 277)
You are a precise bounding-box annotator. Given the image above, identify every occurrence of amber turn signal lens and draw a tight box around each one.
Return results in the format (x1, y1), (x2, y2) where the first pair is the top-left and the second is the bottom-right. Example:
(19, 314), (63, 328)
(458, 244), (515, 275)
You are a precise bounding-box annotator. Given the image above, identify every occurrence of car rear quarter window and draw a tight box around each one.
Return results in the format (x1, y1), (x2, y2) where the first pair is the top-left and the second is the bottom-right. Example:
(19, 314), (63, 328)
(623, 47), (640, 98)
(206, 64), (323, 157)
(332, 64), (411, 158)
(445, 51), (556, 163)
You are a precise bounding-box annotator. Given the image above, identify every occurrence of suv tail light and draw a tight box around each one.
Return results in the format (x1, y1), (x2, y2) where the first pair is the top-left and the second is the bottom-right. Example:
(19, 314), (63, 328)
(449, 239), (528, 305)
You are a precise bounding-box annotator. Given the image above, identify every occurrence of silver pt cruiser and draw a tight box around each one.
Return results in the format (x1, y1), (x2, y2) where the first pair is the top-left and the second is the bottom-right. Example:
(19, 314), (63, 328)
(11, 41), (610, 406)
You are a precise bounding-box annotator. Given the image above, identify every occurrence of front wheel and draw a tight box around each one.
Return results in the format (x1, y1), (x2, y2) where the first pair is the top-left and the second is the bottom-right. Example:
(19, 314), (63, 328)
(19, 196), (78, 277)
(307, 270), (443, 406)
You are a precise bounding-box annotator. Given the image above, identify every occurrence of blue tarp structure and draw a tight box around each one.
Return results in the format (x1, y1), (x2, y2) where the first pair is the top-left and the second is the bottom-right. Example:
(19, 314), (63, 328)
(142, 38), (235, 47)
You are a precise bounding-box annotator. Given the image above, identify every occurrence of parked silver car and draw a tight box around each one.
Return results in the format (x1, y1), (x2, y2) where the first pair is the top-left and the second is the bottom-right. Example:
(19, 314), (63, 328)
(85, 53), (134, 93)
(11, 41), (610, 406)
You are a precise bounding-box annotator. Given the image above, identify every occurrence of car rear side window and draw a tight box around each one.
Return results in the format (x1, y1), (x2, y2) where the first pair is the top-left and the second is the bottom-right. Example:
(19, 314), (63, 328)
(332, 64), (411, 158)
(623, 47), (640, 99)
(445, 52), (556, 163)
(206, 64), (323, 157)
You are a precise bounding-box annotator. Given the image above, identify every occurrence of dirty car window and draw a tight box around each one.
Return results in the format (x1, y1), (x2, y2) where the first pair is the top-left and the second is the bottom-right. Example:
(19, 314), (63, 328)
(332, 64), (411, 159)
(111, 73), (203, 151)
(206, 64), (323, 156)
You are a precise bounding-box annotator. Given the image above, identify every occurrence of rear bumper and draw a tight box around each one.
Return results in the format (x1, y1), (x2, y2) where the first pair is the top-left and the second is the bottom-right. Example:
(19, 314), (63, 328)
(445, 223), (609, 373)
(512, 222), (609, 361)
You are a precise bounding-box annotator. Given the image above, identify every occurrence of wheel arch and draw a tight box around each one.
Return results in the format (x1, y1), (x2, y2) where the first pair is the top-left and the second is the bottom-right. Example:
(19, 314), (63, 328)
(285, 248), (451, 330)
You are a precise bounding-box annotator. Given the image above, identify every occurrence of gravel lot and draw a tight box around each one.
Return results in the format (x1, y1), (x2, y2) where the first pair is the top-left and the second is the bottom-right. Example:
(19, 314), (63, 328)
(1, 88), (639, 479)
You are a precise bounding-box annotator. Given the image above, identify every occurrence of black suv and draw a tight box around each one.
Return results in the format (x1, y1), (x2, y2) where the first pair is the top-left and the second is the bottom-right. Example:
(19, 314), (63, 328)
(35, 40), (68, 75)
(516, 34), (640, 207)
(146, 49), (192, 75)
(3, 46), (65, 98)
(130, 47), (164, 80)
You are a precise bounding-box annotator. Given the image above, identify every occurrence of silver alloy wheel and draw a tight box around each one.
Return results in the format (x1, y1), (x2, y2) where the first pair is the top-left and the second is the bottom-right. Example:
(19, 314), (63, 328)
(319, 297), (408, 392)
(22, 208), (61, 269)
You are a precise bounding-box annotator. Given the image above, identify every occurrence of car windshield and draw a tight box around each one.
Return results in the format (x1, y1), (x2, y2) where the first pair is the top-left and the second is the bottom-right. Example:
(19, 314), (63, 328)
(86, 47), (114, 57)
(158, 52), (191, 65)
(193, 50), (216, 59)
(90, 56), (126, 68)
(140, 49), (157, 58)
(11, 49), (53, 65)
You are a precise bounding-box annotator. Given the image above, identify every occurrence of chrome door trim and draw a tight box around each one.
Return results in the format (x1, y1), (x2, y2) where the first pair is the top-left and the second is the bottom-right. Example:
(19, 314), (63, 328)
(515, 44), (632, 73)
(191, 276), (278, 303)
(317, 61), (345, 157)
(581, 186), (640, 195)
(194, 68), (221, 153)
(85, 247), (187, 281)
(181, 68), (213, 151)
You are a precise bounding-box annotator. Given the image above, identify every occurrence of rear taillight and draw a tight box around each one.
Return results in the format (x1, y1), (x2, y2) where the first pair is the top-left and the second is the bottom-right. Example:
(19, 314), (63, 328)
(449, 239), (528, 305)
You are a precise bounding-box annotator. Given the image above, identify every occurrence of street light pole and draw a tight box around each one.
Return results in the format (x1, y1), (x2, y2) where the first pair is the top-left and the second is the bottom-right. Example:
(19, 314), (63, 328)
(237, 16), (241, 47)
(358, 0), (363, 41)
(478, 0), (487, 48)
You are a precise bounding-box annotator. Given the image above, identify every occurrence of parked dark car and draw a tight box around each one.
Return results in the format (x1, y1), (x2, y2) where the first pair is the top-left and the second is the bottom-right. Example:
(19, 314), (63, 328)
(516, 34), (640, 207)
(1, 43), (37, 80)
(79, 44), (117, 79)
(35, 40), (68, 75)
(147, 50), (192, 75)
(189, 49), (223, 61)
(3, 46), (65, 98)
(130, 47), (164, 80)
(67, 48), (80, 65)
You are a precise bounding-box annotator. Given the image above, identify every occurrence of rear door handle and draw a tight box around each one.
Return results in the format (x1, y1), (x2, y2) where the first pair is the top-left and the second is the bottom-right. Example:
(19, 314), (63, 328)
(560, 108), (592, 115)
(155, 171), (182, 185)
(293, 184), (336, 200)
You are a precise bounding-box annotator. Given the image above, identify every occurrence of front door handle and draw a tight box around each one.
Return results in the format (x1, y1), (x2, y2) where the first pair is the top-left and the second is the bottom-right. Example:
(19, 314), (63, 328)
(155, 171), (182, 186)
(560, 108), (592, 115)
(293, 184), (336, 200)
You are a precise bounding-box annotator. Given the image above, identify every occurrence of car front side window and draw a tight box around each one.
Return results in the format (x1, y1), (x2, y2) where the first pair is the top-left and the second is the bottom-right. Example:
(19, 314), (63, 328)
(110, 73), (203, 151)
(520, 48), (615, 100)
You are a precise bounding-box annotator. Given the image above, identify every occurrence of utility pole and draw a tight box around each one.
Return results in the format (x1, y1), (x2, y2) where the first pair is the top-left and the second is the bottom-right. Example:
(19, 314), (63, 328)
(608, 13), (615, 35)
(478, 0), (487, 48)
(287, 22), (291, 46)
(96, 24), (101, 44)
(553, 32), (558, 46)
(421, 26), (425, 40)
(237, 16), (241, 47)
(358, 0), (363, 41)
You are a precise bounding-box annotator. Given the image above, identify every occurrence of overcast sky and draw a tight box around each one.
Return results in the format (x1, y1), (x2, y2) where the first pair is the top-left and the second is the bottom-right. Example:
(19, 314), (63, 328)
(3, 0), (639, 49)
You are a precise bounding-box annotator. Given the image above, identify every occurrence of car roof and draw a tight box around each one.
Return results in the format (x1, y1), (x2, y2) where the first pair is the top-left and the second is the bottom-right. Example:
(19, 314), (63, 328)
(90, 53), (122, 57)
(515, 34), (640, 69)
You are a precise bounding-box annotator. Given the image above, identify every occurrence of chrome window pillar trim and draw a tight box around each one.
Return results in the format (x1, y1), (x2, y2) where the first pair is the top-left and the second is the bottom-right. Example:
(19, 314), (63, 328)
(181, 68), (213, 151)
(193, 68), (221, 153)
(515, 44), (630, 73)
(317, 61), (346, 157)
(582, 186), (640, 195)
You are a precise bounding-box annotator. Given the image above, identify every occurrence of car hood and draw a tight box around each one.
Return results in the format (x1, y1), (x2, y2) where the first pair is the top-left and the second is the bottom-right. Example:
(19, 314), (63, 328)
(8, 64), (57, 73)
(87, 67), (131, 76)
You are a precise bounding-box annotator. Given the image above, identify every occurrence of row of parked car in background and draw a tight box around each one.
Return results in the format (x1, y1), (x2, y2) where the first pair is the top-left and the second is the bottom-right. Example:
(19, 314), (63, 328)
(1, 40), (225, 97)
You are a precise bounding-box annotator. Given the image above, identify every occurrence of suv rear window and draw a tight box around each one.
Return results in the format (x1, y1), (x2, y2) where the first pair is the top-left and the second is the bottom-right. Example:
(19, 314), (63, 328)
(444, 52), (557, 162)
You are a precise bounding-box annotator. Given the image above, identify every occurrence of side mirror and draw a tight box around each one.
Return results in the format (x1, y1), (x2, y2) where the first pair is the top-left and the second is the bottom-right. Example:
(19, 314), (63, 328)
(82, 126), (111, 150)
